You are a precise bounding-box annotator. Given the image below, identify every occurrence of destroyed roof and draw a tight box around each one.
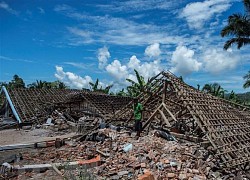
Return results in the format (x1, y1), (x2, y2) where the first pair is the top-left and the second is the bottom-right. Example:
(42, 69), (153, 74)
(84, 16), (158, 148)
(114, 71), (250, 169)
(63, 91), (133, 119)
(0, 88), (133, 123)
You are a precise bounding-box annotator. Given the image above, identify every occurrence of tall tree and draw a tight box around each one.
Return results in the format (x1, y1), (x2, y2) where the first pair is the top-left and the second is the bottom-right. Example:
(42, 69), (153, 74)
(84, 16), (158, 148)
(243, 70), (250, 88)
(9, 75), (25, 89)
(221, 0), (250, 50)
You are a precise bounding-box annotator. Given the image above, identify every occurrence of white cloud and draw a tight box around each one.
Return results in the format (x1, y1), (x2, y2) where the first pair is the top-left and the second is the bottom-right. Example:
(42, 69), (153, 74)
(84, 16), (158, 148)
(128, 55), (140, 70)
(105, 42), (164, 84)
(0, 1), (18, 15)
(131, 55), (162, 80)
(180, 0), (233, 29)
(64, 62), (95, 69)
(67, 27), (94, 45)
(106, 54), (163, 85)
(55, 66), (92, 89)
(105, 60), (129, 81)
(97, 46), (110, 69)
(170, 45), (202, 76)
(141, 61), (162, 79)
(145, 43), (161, 58)
(99, 0), (182, 12)
(0, 55), (33, 63)
(55, 5), (187, 46)
(203, 49), (239, 74)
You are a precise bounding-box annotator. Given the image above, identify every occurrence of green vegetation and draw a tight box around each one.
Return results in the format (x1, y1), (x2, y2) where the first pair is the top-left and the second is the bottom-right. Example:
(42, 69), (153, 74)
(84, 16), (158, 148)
(243, 71), (250, 89)
(219, 0), (250, 105)
(0, 75), (67, 90)
(1, 72), (250, 106)
(201, 84), (250, 106)
(0, 74), (25, 89)
(221, 0), (250, 50)
(27, 80), (68, 89)
(89, 78), (113, 94)
(126, 69), (149, 97)
(201, 83), (227, 98)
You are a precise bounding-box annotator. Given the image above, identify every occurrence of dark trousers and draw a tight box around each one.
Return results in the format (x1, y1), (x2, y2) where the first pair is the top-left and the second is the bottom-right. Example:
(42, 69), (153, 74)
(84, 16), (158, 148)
(134, 120), (142, 132)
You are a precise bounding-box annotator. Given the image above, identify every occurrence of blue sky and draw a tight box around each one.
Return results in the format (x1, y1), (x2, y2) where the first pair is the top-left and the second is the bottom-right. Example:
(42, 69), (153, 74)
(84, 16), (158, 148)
(0, 0), (249, 93)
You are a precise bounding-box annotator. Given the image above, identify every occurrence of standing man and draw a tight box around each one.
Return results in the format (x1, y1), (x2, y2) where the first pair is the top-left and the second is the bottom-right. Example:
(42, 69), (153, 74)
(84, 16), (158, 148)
(133, 98), (143, 138)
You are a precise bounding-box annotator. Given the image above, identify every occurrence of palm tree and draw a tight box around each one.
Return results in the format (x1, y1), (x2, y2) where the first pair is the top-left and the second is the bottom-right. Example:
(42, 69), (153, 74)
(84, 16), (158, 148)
(221, 0), (250, 50)
(36, 80), (46, 89)
(202, 83), (227, 98)
(243, 70), (250, 88)
(202, 84), (213, 93)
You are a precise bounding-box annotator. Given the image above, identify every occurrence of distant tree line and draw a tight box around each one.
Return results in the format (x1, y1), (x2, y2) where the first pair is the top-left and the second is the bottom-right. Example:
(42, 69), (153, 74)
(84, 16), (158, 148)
(0, 75), (68, 90)
(1, 71), (249, 103)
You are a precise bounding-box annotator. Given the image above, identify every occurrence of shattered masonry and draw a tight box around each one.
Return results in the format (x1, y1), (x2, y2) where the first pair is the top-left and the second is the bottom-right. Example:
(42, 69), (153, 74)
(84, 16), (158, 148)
(1, 71), (250, 171)
(114, 71), (250, 168)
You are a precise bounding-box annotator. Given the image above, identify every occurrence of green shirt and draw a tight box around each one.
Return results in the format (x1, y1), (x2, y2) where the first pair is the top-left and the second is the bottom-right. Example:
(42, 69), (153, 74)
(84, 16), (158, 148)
(133, 103), (143, 121)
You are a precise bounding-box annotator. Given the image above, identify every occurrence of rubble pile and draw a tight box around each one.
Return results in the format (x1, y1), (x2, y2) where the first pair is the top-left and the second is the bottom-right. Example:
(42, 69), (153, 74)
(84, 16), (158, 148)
(91, 129), (211, 179)
(41, 110), (74, 133)
(2, 127), (249, 180)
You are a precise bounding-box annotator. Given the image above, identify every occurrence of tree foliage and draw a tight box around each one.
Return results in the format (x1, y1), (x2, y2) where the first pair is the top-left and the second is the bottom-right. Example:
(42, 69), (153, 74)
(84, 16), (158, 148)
(1, 75), (25, 89)
(243, 70), (250, 88)
(116, 88), (127, 96)
(202, 83), (227, 98)
(221, 0), (250, 50)
(89, 79), (113, 94)
(126, 69), (148, 97)
(27, 80), (68, 89)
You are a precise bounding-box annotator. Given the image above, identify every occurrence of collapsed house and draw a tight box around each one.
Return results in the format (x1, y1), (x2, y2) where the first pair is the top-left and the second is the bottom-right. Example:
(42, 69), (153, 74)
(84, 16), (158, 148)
(0, 87), (133, 127)
(114, 71), (250, 169)
(1, 71), (250, 170)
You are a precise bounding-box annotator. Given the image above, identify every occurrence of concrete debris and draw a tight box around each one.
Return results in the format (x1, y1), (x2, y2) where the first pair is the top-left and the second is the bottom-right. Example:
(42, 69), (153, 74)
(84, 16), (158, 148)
(0, 153), (23, 164)
(123, 143), (133, 152)
(0, 74), (250, 180)
(1, 127), (250, 179)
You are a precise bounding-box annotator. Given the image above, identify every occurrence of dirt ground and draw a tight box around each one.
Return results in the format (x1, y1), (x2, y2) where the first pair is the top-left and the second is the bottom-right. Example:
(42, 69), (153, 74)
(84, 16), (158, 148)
(0, 128), (76, 146)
